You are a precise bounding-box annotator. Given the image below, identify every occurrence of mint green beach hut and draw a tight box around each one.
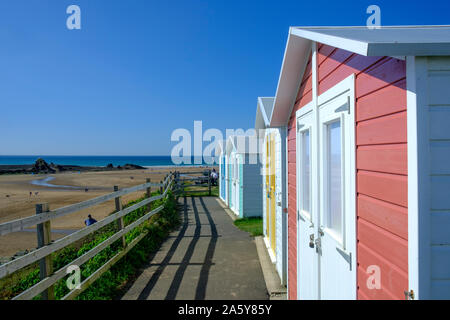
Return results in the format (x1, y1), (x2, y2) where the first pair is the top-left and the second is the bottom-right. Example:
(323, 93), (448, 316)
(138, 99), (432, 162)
(223, 135), (263, 218)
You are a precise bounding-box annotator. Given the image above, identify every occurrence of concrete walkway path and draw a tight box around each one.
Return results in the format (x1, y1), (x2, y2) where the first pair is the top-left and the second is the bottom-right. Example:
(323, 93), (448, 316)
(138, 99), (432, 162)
(122, 196), (268, 300)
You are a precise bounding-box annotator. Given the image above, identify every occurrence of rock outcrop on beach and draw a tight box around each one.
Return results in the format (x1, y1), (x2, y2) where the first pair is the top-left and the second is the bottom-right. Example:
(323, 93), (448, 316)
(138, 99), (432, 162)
(31, 158), (55, 174)
(0, 160), (147, 175)
(122, 163), (145, 170)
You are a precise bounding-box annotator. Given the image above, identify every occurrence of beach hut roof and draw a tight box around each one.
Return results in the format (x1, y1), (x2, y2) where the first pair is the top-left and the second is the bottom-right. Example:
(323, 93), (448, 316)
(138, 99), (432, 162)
(270, 25), (450, 127)
(215, 139), (227, 156)
(226, 135), (259, 155)
(255, 97), (275, 130)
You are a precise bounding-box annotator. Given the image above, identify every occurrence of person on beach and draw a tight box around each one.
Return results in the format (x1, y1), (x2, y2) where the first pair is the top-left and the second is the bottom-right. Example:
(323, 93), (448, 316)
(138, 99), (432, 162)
(211, 169), (218, 186)
(85, 214), (97, 226)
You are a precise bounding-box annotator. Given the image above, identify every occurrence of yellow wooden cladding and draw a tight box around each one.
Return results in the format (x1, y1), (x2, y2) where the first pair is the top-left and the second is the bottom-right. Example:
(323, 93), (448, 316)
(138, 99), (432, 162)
(265, 132), (277, 257)
(265, 137), (270, 237)
(270, 133), (276, 254)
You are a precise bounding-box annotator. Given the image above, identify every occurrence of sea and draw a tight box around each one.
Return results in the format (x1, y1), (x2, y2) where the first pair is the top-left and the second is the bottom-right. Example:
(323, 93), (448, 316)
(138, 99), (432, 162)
(0, 155), (216, 167)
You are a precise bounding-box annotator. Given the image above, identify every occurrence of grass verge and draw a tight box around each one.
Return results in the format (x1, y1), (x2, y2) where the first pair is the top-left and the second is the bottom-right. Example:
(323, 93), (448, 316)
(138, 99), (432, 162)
(233, 217), (263, 237)
(182, 185), (219, 197)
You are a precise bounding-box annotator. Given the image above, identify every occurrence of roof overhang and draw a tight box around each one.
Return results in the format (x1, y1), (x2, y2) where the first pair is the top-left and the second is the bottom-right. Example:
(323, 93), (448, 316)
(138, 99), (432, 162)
(270, 31), (312, 127)
(270, 25), (450, 126)
(255, 97), (274, 130)
(291, 25), (450, 57)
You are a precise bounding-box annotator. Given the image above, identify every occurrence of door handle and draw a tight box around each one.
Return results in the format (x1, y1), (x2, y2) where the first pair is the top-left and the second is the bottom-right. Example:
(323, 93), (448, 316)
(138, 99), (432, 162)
(309, 234), (315, 248)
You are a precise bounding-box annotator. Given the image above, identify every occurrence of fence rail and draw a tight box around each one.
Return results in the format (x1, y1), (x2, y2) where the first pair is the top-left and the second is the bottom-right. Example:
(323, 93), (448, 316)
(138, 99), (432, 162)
(0, 180), (168, 236)
(0, 169), (217, 300)
(0, 172), (175, 300)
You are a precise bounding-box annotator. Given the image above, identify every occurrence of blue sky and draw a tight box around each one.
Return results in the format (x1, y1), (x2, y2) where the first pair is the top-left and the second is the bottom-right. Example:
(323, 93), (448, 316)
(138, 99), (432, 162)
(1, 0), (449, 155)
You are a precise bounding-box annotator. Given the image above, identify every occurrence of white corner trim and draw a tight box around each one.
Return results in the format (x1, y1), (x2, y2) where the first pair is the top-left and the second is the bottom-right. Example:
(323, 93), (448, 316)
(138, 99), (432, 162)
(406, 56), (432, 300)
(406, 56), (419, 299)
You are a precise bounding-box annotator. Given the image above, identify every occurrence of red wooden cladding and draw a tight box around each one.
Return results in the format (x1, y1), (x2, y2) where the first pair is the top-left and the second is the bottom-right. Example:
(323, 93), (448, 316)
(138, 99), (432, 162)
(303, 59), (312, 78)
(356, 78), (407, 122)
(288, 140), (296, 152)
(357, 288), (370, 300)
(287, 53), (313, 299)
(288, 151), (296, 164)
(286, 43), (407, 299)
(288, 116), (296, 129)
(295, 88), (313, 109)
(358, 238), (409, 294)
(358, 194), (408, 240)
(288, 163), (296, 175)
(288, 173), (296, 188)
(357, 170), (408, 208)
(288, 128), (296, 141)
(357, 144), (407, 175)
(357, 266), (404, 300)
(318, 44), (336, 66)
(296, 76), (312, 101)
(356, 111), (407, 146)
(358, 218), (408, 273)
(319, 55), (386, 95)
(356, 58), (407, 98)
(318, 48), (354, 82)
(357, 237), (408, 300)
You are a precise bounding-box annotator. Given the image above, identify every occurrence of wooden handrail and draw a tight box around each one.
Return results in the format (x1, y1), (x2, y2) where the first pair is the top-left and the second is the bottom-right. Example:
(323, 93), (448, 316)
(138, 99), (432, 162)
(0, 174), (174, 300)
(13, 205), (164, 300)
(0, 170), (216, 300)
(0, 176), (170, 236)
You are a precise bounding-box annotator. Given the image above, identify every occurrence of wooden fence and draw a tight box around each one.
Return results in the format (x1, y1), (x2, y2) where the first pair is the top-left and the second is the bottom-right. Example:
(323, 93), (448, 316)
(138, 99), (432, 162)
(174, 170), (215, 196)
(0, 173), (176, 300)
(0, 169), (217, 300)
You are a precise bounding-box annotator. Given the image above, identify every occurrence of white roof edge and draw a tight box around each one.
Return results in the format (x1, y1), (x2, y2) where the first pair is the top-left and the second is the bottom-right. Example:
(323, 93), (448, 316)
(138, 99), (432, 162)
(290, 27), (369, 56)
(258, 97), (273, 125)
(291, 25), (450, 57)
(271, 30), (312, 127)
(270, 25), (450, 126)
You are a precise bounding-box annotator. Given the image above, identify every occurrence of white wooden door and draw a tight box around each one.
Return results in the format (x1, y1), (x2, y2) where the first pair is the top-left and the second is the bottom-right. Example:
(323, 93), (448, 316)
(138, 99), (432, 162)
(296, 75), (356, 300)
(317, 84), (356, 300)
(234, 154), (240, 215)
(296, 104), (318, 300)
(231, 153), (237, 212)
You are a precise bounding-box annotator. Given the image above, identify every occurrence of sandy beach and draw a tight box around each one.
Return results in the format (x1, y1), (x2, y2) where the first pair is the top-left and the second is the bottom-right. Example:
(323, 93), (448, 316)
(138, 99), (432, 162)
(0, 167), (211, 258)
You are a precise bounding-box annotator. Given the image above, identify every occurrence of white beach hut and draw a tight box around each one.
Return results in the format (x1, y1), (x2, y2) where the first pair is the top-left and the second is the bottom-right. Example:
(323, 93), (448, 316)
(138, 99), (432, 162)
(255, 97), (288, 285)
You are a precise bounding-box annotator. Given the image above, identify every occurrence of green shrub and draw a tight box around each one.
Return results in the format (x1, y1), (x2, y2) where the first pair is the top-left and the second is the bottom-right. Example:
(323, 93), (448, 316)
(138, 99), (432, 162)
(3, 190), (180, 300)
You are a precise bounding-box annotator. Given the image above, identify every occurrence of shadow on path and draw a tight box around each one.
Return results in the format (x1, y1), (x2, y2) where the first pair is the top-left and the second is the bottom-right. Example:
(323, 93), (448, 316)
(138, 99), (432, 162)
(122, 196), (267, 300)
(136, 197), (190, 300)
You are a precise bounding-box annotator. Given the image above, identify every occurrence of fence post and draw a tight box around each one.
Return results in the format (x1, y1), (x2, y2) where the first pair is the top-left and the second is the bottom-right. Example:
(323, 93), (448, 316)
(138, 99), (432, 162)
(36, 203), (54, 300)
(160, 180), (163, 194)
(146, 178), (151, 212)
(113, 186), (126, 248)
(208, 169), (211, 196)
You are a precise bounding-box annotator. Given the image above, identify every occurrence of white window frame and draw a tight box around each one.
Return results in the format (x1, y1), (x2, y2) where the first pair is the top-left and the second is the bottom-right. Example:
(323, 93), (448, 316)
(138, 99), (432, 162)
(295, 102), (314, 223)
